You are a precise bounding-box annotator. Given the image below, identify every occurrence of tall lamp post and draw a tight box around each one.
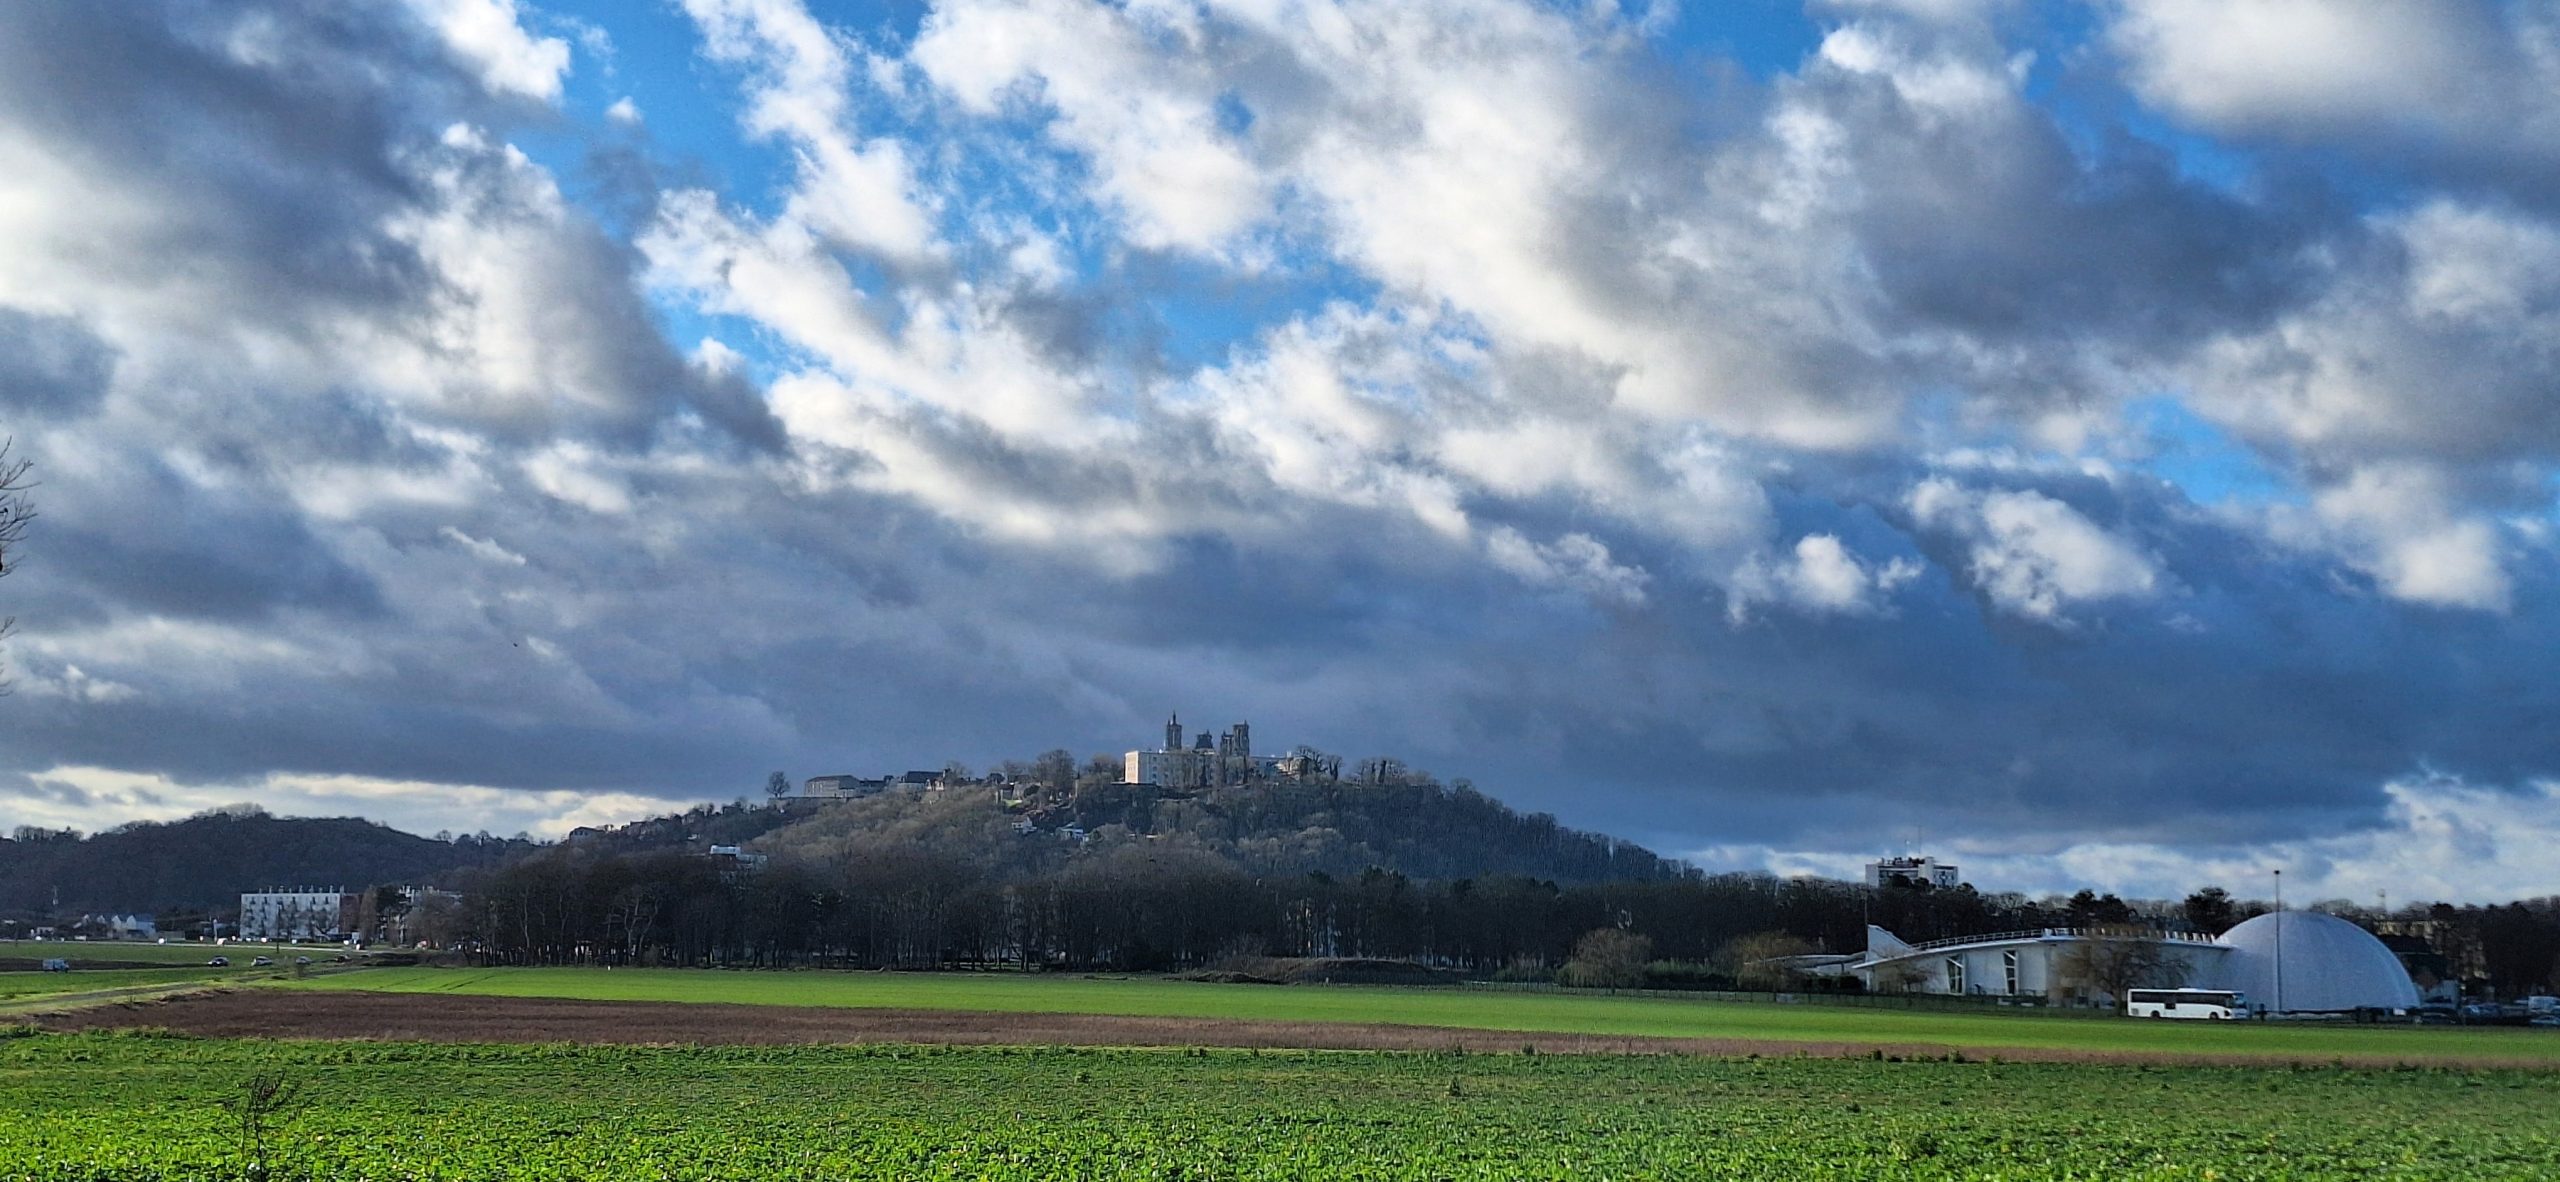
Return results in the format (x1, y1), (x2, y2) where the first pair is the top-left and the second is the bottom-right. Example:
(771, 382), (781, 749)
(2272, 868), (2284, 1018)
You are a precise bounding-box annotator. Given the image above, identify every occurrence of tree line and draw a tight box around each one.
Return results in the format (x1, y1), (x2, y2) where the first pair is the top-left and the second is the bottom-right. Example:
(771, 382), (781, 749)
(440, 792), (2560, 997)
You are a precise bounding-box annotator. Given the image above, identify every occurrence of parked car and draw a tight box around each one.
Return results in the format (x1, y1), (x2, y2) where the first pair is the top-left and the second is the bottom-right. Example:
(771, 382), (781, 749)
(250, 956), (274, 967)
(294, 956), (312, 966)
(206, 956), (230, 967)
(40, 958), (69, 972)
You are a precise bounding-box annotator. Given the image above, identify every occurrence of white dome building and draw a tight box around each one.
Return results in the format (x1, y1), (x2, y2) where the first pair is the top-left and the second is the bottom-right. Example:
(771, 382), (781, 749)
(2211, 911), (2419, 1014)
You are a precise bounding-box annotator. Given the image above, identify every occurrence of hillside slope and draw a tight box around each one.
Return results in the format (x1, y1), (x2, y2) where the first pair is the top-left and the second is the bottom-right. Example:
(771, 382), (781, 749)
(742, 779), (1687, 886)
(0, 809), (528, 915)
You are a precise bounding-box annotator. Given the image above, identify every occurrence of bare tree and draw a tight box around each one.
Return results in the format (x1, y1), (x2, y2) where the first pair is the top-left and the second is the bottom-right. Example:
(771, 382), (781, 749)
(1557, 927), (1652, 990)
(1716, 930), (1817, 990)
(1869, 957), (1933, 995)
(765, 770), (791, 803)
(2056, 926), (2177, 1004)
(0, 440), (30, 694)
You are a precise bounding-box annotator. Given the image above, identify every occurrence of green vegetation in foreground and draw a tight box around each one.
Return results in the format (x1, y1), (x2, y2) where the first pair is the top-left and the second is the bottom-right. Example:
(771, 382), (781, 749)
(3, 1034), (2555, 1181)
(296, 967), (2560, 1066)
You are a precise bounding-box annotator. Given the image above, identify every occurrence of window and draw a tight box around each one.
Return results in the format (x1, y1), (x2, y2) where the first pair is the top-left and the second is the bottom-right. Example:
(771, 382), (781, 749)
(1946, 956), (1966, 994)
(2003, 948), (2020, 995)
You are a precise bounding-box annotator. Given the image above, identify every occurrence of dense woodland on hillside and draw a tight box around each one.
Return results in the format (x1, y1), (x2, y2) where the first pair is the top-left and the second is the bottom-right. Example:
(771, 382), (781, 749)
(0, 807), (532, 916)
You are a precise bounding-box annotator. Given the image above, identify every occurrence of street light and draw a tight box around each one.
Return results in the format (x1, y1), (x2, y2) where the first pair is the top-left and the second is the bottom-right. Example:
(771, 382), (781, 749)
(2272, 868), (2284, 1017)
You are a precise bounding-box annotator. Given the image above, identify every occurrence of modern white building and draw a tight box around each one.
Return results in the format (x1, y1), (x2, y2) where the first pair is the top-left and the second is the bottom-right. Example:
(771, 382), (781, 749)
(1822, 911), (2421, 1013)
(238, 888), (354, 940)
(2212, 911), (2422, 1013)
(1866, 855), (1960, 889)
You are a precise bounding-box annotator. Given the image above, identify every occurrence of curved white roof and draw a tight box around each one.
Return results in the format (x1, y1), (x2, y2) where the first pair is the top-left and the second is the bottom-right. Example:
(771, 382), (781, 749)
(2213, 911), (2419, 1012)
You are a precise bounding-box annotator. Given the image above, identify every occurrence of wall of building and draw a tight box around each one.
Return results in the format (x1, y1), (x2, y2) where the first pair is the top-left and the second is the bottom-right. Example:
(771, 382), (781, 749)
(238, 890), (354, 940)
(1882, 936), (2228, 1001)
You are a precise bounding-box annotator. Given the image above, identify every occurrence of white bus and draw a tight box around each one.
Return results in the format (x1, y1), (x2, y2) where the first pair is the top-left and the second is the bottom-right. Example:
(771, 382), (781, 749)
(2125, 988), (2247, 1019)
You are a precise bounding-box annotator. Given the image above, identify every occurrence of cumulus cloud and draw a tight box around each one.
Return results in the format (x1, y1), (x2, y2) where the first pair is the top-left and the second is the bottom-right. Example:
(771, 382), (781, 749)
(4, 765), (667, 841)
(404, 0), (574, 102)
(1728, 534), (1920, 621)
(913, 0), (1267, 255)
(1486, 528), (1651, 607)
(2108, 0), (2560, 197)
(1906, 478), (2162, 620)
(683, 0), (941, 262)
(1693, 774), (2560, 905)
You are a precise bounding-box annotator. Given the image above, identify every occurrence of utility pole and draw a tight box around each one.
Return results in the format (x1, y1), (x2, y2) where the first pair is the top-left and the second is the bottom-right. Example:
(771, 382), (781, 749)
(2272, 868), (2284, 1017)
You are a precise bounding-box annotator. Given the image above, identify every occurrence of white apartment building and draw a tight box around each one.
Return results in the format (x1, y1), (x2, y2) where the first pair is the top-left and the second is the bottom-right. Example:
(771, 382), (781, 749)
(238, 887), (353, 940)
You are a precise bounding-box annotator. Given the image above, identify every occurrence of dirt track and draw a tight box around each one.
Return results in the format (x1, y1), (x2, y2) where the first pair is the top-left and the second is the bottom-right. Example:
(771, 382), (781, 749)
(27, 987), (2531, 1068)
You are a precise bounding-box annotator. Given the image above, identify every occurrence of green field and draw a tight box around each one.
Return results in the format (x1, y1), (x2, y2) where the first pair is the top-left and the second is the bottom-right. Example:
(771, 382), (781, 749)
(1, 1033), (2552, 1181)
(0, 941), (349, 1007)
(0, 940), (344, 968)
(0, 967), (251, 1000)
(298, 967), (2560, 1066)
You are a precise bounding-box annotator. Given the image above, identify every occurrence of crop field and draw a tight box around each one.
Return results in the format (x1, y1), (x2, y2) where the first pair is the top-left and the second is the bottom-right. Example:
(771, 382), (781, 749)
(1, 1033), (2554, 1181)
(295, 967), (2560, 1066)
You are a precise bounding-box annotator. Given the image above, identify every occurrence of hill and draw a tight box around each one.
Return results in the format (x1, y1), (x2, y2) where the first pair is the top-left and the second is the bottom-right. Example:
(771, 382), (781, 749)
(697, 778), (1689, 887)
(0, 808), (530, 916)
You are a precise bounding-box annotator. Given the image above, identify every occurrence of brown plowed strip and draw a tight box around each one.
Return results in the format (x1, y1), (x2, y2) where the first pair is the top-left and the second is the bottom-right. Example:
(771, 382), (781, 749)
(25, 988), (2544, 1069)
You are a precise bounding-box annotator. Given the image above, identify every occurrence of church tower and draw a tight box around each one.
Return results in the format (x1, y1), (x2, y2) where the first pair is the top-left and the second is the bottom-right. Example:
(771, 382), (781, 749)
(1165, 713), (1183, 753)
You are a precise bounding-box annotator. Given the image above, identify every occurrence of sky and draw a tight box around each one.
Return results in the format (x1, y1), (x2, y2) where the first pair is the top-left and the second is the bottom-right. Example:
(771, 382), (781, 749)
(2, 0), (2559, 905)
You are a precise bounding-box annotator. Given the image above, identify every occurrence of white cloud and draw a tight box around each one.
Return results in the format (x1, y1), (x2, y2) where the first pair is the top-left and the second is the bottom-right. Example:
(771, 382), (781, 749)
(522, 443), (633, 515)
(10, 765), (670, 842)
(2182, 201), (2560, 465)
(1694, 775), (2560, 906)
(682, 0), (940, 262)
(605, 96), (642, 125)
(1908, 479), (2161, 620)
(2276, 463), (2514, 612)
(2108, 0), (2534, 143)
(13, 664), (140, 705)
(439, 526), (528, 566)
(914, 0), (1267, 255)
(1728, 534), (1921, 621)
(1486, 527), (1651, 606)
(404, 0), (573, 102)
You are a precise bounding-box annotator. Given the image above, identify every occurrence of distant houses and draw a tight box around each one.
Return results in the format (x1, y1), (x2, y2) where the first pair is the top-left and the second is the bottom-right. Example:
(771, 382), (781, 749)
(796, 770), (950, 801)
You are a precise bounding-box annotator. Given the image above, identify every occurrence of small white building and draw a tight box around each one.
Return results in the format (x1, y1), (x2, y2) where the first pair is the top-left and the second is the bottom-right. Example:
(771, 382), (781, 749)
(1866, 855), (1960, 889)
(801, 774), (887, 800)
(1124, 747), (1206, 788)
(238, 888), (353, 941)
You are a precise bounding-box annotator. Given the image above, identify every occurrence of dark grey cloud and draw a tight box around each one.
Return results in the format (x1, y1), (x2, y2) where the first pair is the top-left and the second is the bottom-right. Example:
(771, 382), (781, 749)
(0, 309), (115, 420)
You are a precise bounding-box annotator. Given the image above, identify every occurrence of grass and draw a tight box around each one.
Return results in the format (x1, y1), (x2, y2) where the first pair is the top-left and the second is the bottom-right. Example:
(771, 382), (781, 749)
(0, 939), (340, 967)
(0, 941), (351, 1007)
(4, 1034), (2556, 1180)
(294, 967), (2560, 1066)
(0, 968), (252, 1000)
